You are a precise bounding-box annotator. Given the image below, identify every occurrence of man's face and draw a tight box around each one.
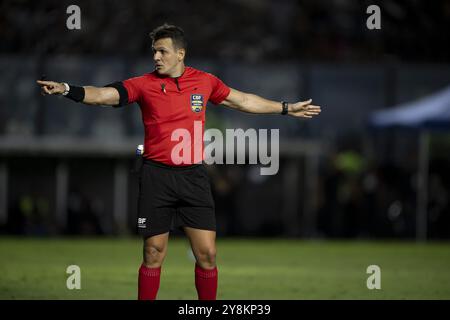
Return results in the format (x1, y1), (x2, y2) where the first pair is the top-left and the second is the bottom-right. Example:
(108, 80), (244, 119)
(152, 38), (184, 76)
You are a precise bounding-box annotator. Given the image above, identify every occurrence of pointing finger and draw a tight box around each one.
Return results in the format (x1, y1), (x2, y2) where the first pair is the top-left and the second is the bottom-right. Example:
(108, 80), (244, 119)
(36, 80), (55, 86)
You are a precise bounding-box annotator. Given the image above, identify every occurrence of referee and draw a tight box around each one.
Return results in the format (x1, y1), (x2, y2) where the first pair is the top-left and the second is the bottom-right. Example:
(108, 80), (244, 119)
(36, 24), (321, 300)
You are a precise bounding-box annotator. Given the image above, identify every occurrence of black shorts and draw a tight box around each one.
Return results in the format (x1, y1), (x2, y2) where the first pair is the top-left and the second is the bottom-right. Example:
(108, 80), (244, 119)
(137, 159), (215, 238)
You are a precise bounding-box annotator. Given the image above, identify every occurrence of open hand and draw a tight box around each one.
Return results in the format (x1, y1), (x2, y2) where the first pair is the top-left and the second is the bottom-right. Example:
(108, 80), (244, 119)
(289, 99), (321, 118)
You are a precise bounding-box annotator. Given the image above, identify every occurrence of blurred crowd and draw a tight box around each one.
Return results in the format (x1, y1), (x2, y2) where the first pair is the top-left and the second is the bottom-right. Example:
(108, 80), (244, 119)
(316, 149), (450, 239)
(1, 0), (450, 62)
(5, 148), (449, 239)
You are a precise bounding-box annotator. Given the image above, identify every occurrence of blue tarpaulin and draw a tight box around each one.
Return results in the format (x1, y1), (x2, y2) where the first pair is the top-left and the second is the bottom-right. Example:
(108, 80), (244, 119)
(369, 84), (450, 241)
(370, 85), (450, 129)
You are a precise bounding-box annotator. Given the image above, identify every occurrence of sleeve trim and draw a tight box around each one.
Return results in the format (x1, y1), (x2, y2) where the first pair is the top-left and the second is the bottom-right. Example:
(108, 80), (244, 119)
(213, 86), (231, 105)
(104, 82), (128, 107)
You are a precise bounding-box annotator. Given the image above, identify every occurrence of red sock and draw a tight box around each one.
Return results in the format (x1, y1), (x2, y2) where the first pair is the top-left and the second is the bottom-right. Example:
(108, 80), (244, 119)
(195, 264), (218, 300)
(138, 264), (161, 300)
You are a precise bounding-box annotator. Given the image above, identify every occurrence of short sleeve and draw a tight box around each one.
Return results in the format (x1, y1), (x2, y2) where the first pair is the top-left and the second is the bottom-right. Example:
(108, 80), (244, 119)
(122, 76), (144, 104)
(104, 76), (143, 107)
(208, 73), (231, 105)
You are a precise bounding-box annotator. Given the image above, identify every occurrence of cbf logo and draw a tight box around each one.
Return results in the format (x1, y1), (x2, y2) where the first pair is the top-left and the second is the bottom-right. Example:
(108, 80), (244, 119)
(191, 94), (204, 113)
(138, 218), (147, 228)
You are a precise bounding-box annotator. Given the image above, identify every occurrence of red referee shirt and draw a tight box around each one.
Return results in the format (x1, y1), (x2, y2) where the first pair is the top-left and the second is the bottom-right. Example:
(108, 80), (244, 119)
(114, 66), (230, 166)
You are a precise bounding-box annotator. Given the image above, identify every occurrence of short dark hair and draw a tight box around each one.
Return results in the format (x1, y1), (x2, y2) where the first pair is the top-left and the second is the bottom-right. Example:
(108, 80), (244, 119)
(149, 24), (187, 50)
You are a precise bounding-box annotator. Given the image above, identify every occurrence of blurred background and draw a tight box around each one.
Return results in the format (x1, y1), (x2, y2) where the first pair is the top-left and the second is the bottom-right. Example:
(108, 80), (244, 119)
(1, 0), (450, 241)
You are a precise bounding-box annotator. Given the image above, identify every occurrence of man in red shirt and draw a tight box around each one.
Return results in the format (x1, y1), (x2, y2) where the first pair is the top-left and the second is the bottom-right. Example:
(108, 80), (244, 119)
(37, 24), (321, 300)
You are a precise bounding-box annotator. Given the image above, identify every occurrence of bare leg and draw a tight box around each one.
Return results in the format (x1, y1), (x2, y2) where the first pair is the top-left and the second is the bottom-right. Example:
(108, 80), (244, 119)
(184, 227), (216, 269)
(138, 232), (169, 300)
(143, 232), (169, 267)
(184, 227), (218, 300)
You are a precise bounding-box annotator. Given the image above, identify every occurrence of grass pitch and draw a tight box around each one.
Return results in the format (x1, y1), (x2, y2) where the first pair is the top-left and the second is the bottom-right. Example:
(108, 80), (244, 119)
(0, 237), (449, 300)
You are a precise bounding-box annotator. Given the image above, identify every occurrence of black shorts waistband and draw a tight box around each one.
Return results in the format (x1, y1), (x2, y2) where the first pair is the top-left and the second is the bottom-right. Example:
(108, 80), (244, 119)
(143, 158), (203, 170)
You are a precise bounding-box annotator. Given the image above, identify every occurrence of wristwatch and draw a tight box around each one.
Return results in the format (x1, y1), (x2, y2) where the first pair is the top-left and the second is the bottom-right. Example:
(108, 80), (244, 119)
(281, 101), (289, 115)
(62, 82), (70, 96)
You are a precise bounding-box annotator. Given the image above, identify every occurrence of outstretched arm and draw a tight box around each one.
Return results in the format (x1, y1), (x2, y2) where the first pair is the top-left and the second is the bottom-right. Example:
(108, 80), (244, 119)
(221, 88), (321, 118)
(36, 80), (120, 106)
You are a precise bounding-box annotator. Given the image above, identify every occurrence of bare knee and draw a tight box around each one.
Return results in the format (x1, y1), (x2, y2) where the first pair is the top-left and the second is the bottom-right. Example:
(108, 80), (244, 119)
(143, 243), (167, 268)
(195, 247), (216, 269)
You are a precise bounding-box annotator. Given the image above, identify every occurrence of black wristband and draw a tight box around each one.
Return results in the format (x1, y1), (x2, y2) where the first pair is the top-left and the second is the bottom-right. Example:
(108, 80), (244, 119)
(281, 101), (289, 115)
(65, 85), (85, 103)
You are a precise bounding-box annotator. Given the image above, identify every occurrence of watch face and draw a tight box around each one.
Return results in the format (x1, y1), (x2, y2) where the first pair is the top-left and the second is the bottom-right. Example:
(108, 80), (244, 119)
(63, 83), (70, 95)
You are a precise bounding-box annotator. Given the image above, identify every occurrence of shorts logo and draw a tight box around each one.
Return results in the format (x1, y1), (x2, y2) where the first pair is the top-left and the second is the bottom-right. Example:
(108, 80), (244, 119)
(138, 218), (147, 228)
(191, 94), (204, 113)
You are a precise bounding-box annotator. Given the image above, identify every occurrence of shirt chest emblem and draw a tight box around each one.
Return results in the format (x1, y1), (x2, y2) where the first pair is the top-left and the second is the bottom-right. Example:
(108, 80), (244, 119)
(190, 94), (204, 113)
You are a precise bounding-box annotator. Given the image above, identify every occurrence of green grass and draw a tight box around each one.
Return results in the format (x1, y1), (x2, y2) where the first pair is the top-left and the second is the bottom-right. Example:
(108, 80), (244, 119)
(0, 237), (449, 299)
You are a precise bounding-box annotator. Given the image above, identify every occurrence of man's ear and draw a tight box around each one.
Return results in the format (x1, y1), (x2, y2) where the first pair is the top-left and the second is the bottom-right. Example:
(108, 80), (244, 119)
(177, 48), (186, 61)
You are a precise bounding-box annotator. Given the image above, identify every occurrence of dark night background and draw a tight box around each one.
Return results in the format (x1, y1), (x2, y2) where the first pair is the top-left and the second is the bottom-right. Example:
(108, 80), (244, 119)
(1, 0), (450, 239)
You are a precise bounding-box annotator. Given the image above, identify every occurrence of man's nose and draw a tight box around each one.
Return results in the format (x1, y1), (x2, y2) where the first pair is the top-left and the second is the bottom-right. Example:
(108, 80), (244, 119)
(153, 52), (161, 61)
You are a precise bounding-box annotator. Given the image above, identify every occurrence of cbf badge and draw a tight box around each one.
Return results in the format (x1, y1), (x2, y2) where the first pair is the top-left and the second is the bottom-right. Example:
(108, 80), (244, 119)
(191, 94), (204, 113)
